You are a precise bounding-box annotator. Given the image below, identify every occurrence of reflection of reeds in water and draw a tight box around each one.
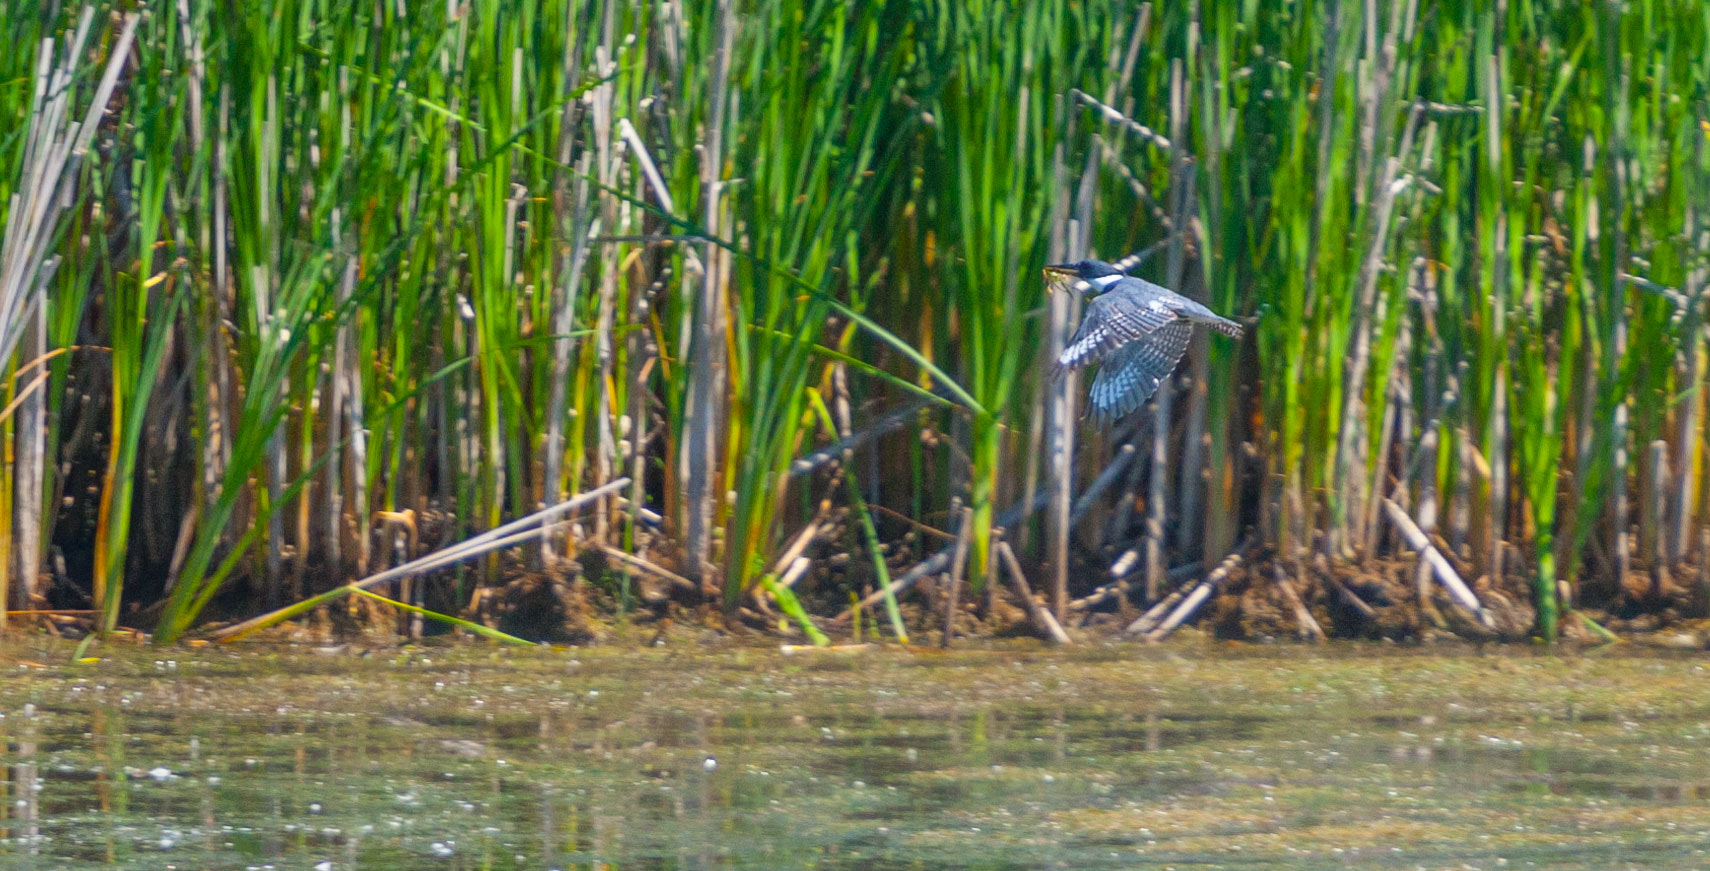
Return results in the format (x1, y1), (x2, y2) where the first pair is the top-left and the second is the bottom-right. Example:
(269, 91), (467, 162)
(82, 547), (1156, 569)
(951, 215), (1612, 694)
(1, 0), (1708, 643)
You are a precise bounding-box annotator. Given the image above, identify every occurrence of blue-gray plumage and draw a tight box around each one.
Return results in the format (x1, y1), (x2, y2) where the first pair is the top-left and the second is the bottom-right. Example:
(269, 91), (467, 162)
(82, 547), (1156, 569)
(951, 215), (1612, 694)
(1046, 259), (1243, 426)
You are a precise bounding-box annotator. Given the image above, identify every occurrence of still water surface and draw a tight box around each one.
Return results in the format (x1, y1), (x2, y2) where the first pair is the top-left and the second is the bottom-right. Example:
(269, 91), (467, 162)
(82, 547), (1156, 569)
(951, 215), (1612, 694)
(3, 639), (1710, 869)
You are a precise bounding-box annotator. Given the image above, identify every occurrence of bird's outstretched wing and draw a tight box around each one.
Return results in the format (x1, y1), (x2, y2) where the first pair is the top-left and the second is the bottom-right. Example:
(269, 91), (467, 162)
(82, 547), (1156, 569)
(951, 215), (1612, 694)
(1053, 284), (1179, 377)
(1084, 320), (1192, 426)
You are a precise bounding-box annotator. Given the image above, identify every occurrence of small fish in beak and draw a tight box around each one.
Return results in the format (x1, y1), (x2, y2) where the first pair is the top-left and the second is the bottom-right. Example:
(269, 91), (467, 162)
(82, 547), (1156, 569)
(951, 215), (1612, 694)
(1042, 263), (1077, 290)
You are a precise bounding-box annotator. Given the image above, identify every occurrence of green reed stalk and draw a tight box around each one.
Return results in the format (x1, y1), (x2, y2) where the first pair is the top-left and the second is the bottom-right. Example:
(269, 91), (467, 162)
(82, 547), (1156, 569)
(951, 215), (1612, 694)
(922, 0), (1074, 589)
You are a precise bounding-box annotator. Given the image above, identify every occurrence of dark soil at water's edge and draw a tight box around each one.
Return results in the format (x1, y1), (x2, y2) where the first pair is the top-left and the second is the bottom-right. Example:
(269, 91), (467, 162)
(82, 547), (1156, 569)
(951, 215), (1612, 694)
(166, 548), (1710, 651)
(24, 530), (1710, 649)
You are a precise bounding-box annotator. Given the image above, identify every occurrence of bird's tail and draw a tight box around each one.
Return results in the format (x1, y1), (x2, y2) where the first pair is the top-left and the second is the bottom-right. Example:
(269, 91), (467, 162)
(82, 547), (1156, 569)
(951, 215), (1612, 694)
(1210, 316), (1244, 339)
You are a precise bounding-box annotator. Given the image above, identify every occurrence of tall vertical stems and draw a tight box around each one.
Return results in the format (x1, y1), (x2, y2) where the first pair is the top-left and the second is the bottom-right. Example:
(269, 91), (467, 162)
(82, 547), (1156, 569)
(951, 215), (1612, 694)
(1147, 59), (1191, 599)
(685, 0), (735, 592)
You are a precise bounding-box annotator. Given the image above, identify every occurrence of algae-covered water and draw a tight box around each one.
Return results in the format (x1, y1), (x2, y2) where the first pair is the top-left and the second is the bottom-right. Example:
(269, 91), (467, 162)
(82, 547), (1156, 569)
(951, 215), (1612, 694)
(3, 639), (1710, 870)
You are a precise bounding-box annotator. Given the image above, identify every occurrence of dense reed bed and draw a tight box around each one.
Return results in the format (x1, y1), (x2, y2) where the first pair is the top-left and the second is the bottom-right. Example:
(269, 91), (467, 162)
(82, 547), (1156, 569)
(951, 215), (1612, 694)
(2, 0), (1708, 644)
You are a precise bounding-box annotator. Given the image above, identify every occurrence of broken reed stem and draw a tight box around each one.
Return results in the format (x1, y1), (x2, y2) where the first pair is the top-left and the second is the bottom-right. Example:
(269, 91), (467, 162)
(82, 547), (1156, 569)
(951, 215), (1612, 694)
(1324, 563), (1379, 621)
(1104, 425), (1149, 556)
(835, 549), (946, 623)
(779, 556), (811, 589)
(748, 516), (825, 612)
(1075, 442), (1137, 522)
(1068, 88), (1172, 152)
(831, 492), (1048, 624)
(771, 520), (822, 577)
(1273, 562), (1325, 642)
(1648, 440), (1669, 599)
(1383, 497), (1495, 628)
(210, 479), (630, 640)
(1121, 573), (1196, 636)
(791, 399), (930, 477)
(997, 539), (1070, 645)
(1114, 564), (1197, 633)
(1144, 549), (1245, 642)
(944, 503), (971, 648)
(1073, 560), (1199, 613)
(599, 544), (698, 595)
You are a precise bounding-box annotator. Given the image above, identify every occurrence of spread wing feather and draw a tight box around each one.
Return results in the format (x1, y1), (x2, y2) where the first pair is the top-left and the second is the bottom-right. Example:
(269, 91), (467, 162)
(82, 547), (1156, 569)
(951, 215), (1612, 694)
(1084, 321), (1192, 426)
(1053, 283), (1180, 375)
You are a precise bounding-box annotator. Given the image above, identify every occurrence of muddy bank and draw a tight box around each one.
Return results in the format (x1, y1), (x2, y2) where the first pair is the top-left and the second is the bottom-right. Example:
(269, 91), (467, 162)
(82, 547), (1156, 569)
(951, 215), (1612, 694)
(18, 529), (1710, 649)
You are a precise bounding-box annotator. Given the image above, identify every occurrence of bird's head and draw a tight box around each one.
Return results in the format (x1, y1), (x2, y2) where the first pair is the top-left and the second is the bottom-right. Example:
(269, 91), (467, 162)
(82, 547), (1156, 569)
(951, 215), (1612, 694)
(1044, 258), (1124, 293)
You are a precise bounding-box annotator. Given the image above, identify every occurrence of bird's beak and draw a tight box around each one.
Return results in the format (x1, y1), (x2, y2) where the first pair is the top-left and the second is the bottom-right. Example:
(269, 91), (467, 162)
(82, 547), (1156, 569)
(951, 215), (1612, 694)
(1042, 263), (1075, 289)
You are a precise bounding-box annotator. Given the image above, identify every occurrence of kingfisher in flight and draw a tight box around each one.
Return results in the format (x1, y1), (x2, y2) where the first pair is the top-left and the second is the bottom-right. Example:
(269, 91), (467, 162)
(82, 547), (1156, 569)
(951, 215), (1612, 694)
(1045, 259), (1243, 426)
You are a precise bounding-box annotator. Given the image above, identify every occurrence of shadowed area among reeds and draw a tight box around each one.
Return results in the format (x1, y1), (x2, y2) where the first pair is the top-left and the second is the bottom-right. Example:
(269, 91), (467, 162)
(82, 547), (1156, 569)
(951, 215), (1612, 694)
(2, 0), (1709, 645)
